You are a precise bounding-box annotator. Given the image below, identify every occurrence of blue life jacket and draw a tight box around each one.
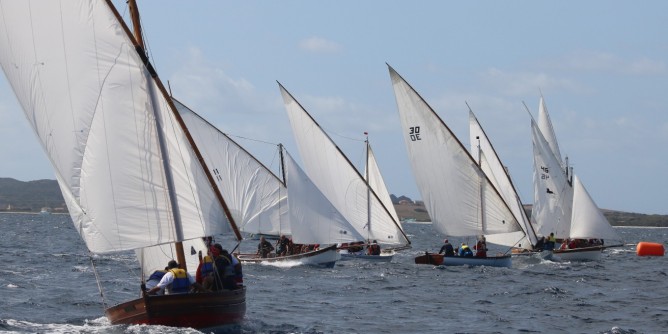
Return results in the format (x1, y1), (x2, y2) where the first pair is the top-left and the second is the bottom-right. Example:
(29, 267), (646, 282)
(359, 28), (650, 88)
(148, 270), (167, 282)
(169, 268), (190, 294)
(200, 255), (215, 277)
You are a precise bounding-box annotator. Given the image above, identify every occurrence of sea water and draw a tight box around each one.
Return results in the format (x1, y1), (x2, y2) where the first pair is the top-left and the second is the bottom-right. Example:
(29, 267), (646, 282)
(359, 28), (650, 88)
(0, 213), (666, 334)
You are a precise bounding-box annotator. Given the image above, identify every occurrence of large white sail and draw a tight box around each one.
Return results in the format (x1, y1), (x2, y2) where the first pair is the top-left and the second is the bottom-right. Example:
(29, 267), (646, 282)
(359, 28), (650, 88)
(469, 111), (537, 249)
(173, 98), (289, 236)
(279, 84), (408, 246)
(537, 96), (563, 165)
(366, 144), (402, 226)
(531, 119), (573, 238)
(285, 152), (365, 244)
(569, 175), (620, 241)
(388, 66), (522, 237)
(0, 1), (229, 253)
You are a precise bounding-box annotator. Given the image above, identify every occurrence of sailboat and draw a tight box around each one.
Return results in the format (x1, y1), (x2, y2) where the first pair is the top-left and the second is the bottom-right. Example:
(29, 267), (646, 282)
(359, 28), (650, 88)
(279, 83), (411, 261)
(388, 65), (523, 268)
(468, 109), (540, 254)
(530, 97), (620, 261)
(173, 98), (342, 267)
(0, 0), (245, 328)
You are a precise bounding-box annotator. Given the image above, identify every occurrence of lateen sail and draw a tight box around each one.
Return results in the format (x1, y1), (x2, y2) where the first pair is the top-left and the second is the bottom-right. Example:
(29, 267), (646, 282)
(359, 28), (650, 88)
(0, 1), (230, 254)
(366, 145), (401, 225)
(279, 84), (408, 246)
(388, 66), (522, 237)
(173, 98), (289, 237)
(284, 151), (365, 244)
(570, 175), (620, 240)
(531, 119), (573, 239)
(469, 111), (537, 249)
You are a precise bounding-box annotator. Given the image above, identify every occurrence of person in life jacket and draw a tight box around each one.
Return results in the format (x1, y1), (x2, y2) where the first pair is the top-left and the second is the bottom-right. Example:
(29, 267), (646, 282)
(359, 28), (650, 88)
(146, 260), (205, 295)
(211, 244), (238, 291)
(367, 240), (381, 256)
(196, 249), (216, 284)
(144, 267), (169, 295)
(458, 243), (473, 257)
(545, 233), (557, 251)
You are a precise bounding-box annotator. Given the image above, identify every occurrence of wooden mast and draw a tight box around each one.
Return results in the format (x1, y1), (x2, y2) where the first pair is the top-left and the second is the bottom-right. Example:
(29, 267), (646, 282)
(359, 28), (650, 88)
(122, 0), (243, 271)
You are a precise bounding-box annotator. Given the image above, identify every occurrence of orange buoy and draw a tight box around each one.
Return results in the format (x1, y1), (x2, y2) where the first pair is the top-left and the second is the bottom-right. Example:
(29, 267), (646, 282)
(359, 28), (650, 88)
(636, 242), (665, 256)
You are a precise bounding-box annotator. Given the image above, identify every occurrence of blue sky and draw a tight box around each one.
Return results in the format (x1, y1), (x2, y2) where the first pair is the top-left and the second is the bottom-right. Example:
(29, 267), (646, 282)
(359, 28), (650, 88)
(1, 1), (666, 214)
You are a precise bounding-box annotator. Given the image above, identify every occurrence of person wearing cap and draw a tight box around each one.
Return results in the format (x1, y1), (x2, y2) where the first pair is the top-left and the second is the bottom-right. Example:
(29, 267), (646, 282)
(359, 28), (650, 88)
(367, 240), (381, 256)
(438, 239), (455, 257)
(146, 260), (204, 295)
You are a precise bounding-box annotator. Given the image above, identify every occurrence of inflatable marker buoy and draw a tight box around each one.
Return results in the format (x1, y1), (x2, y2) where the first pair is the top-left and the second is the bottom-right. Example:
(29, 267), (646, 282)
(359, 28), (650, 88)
(636, 242), (665, 257)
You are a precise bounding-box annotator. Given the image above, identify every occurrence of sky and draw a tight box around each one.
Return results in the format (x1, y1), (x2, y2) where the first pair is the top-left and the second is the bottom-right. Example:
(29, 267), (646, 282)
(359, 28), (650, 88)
(0, 1), (666, 215)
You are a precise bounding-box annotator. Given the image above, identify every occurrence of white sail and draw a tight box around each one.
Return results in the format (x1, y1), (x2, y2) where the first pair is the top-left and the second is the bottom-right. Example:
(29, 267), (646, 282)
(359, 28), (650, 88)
(366, 145), (402, 226)
(279, 84), (408, 245)
(538, 96), (563, 165)
(173, 98), (289, 236)
(531, 119), (573, 239)
(388, 66), (522, 237)
(468, 111), (537, 249)
(285, 152), (365, 244)
(569, 175), (620, 241)
(0, 2), (229, 253)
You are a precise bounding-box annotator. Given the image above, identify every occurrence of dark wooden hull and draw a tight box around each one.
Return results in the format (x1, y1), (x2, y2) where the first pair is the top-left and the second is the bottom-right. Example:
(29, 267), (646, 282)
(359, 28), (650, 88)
(105, 287), (246, 329)
(415, 253), (512, 267)
(414, 252), (444, 265)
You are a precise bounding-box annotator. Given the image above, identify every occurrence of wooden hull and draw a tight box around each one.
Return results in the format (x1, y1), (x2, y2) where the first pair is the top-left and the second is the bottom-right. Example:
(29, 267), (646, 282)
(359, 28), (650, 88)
(552, 246), (604, 261)
(414, 253), (444, 265)
(105, 287), (246, 329)
(237, 244), (340, 268)
(415, 253), (512, 268)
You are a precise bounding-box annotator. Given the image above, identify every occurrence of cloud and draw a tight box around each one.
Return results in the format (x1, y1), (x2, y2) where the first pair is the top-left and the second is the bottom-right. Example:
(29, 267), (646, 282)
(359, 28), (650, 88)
(298, 37), (342, 54)
(542, 51), (666, 75)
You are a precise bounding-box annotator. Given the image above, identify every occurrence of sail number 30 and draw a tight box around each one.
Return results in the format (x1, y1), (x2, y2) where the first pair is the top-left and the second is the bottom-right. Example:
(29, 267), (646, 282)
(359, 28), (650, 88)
(409, 126), (421, 141)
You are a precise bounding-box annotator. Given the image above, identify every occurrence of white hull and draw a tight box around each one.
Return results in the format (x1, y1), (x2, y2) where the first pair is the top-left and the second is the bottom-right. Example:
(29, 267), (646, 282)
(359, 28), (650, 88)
(237, 245), (341, 268)
(512, 249), (553, 261)
(552, 246), (603, 261)
(442, 255), (512, 268)
(340, 250), (394, 262)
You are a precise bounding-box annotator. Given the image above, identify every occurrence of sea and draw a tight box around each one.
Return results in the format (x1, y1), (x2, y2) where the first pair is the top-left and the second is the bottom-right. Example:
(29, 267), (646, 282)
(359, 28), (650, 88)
(0, 213), (666, 334)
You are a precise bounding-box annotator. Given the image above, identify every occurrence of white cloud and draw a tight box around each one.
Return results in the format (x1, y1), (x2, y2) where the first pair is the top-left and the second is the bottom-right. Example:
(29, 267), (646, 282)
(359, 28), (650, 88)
(543, 51), (666, 76)
(298, 37), (342, 54)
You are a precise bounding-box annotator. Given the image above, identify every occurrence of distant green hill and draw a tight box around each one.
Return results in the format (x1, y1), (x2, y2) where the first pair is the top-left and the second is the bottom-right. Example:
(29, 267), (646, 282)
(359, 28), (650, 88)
(393, 196), (668, 227)
(1, 178), (665, 226)
(0, 178), (65, 212)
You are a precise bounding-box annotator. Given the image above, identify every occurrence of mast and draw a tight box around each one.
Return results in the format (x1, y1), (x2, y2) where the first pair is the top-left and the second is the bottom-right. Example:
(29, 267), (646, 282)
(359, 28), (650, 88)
(365, 132), (371, 242)
(120, 0), (243, 269)
(476, 135), (486, 235)
(278, 143), (286, 234)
